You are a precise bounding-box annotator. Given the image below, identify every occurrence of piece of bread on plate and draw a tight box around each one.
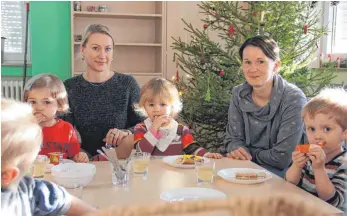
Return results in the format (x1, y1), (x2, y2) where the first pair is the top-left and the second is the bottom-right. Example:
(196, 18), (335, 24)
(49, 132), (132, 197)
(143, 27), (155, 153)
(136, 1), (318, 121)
(235, 171), (266, 180)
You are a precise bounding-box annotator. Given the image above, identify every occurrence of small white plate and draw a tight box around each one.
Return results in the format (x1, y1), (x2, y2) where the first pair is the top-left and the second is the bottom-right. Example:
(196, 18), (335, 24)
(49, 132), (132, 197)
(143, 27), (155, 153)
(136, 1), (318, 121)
(160, 187), (226, 202)
(217, 168), (272, 184)
(162, 155), (208, 169)
(45, 159), (75, 173)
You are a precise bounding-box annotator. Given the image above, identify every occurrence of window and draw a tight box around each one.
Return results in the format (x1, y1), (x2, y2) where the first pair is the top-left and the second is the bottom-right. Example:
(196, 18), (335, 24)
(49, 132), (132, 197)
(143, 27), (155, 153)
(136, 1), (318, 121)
(1, 1), (31, 64)
(322, 1), (347, 55)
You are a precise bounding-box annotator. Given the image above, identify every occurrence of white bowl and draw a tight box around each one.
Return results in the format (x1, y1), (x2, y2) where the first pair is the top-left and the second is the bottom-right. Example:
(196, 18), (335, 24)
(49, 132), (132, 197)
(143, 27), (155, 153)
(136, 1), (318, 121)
(51, 163), (96, 188)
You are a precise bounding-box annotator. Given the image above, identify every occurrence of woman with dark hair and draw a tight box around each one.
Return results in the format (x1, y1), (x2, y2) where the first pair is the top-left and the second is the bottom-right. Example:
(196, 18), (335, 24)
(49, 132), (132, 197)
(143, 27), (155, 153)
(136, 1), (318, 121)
(224, 36), (307, 177)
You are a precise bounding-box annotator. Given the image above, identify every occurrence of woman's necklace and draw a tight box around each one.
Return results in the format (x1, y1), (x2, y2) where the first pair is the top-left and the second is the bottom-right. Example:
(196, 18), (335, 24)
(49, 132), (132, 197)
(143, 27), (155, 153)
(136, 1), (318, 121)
(83, 72), (114, 87)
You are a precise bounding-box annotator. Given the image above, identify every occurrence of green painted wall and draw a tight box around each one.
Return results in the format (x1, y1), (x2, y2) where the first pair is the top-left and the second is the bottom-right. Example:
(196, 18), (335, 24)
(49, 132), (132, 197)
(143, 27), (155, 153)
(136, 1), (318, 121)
(1, 1), (71, 81)
(1, 66), (32, 77)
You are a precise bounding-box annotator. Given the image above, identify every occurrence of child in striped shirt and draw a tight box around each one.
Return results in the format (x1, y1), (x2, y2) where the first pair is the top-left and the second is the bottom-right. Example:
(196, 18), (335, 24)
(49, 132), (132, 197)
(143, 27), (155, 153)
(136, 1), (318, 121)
(133, 78), (222, 158)
(285, 88), (347, 211)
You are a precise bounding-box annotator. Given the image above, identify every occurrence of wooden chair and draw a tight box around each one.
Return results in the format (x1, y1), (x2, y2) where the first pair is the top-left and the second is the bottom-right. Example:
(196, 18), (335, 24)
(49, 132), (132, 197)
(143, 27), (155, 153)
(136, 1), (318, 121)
(85, 193), (330, 216)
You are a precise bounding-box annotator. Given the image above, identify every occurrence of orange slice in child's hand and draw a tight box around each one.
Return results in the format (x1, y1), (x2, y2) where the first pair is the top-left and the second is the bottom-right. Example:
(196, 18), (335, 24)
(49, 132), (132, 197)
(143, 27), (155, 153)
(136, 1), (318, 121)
(295, 142), (325, 153)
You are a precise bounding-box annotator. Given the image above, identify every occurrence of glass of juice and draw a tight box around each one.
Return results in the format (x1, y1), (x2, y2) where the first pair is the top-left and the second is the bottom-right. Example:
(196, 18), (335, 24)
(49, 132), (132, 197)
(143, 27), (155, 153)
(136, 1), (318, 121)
(195, 158), (215, 184)
(31, 155), (49, 180)
(132, 152), (151, 177)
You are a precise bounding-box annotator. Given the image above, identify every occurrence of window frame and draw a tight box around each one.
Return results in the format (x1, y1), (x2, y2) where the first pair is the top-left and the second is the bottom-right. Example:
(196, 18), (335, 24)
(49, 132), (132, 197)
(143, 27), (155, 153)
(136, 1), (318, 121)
(321, 1), (347, 56)
(1, 1), (31, 65)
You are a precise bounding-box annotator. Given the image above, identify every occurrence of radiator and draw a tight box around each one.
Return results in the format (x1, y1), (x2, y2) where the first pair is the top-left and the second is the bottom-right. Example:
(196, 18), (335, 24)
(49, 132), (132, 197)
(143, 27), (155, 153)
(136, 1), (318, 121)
(1, 80), (23, 101)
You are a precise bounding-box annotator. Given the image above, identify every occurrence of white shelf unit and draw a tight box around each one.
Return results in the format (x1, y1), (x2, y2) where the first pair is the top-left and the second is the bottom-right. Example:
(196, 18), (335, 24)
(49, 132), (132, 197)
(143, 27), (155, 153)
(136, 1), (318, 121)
(71, 1), (167, 86)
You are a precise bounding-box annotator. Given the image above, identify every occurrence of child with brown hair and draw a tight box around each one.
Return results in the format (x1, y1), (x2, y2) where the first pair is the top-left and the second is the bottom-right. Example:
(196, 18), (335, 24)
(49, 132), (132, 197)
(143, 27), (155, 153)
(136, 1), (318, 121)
(133, 78), (222, 158)
(285, 88), (347, 211)
(1, 99), (95, 215)
(23, 73), (88, 162)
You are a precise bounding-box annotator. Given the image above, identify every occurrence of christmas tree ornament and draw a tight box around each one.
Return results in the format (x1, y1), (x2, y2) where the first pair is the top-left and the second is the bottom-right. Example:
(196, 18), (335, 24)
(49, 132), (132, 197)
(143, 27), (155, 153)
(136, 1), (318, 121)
(179, 90), (184, 96)
(205, 72), (211, 102)
(228, 25), (236, 37)
(175, 61), (180, 81)
(219, 70), (225, 76)
(253, 11), (257, 17)
(203, 23), (208, 29)
(328, 54), (331, 62)
(304, 24), (308, 34)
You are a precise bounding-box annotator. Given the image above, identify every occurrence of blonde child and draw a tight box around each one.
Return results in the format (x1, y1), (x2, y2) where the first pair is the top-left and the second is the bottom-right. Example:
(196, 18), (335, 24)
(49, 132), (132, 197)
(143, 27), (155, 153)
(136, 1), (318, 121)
(133, 78), (222, 158)
(23, 74), (88, 163)
(285, 88), (347, 211)
(1, 99), (95, 215)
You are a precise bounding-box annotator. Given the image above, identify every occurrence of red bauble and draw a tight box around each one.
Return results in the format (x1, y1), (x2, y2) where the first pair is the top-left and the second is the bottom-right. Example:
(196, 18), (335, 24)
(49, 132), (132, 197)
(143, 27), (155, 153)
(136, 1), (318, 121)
(304, 24), (308, 34)
(219, 70), (225, 76)
(253, 12), (257, 17)
(228, 25), (236, 36)
(203, 23), (208, 29)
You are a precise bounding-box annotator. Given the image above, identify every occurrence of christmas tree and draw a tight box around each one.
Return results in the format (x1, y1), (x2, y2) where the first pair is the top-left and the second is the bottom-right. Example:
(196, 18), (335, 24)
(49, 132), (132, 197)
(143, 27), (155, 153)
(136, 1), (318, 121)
(171, 1), (336, 152)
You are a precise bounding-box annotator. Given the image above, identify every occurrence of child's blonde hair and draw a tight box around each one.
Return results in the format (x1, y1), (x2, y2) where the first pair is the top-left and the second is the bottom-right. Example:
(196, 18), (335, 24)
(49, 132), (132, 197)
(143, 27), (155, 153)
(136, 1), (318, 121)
(137, 78), (182, 117)
(23, 73), (69, 113)
(302, 88), (347, 130)
(1, 99), (42, 187)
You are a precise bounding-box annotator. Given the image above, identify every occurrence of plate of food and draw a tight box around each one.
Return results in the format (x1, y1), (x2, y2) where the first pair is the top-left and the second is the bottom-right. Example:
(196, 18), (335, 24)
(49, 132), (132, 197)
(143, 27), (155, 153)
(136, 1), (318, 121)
(162, 155), (207, 168)
(160, 187), (226, 202)
(217, 168), (272, 184)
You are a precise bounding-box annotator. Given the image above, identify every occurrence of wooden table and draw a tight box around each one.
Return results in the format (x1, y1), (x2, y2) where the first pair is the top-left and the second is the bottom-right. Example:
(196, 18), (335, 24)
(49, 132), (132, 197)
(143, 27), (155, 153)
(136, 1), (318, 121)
(45, 158), (343, 215)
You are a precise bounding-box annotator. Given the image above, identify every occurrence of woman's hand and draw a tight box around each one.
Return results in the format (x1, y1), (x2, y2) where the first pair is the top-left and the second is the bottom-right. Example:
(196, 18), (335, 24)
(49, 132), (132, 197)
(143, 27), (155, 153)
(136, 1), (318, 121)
(73, 152), (89, 163)
(292, 151), (309, 169)
(103, 128), (129, 146)
(226, 147), (252, 160)
(204, 152), (223, 159)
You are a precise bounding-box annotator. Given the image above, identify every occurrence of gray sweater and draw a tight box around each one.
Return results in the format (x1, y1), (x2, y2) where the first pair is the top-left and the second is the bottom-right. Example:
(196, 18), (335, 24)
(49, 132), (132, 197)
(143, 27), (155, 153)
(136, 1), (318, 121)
(224, 74), (307, 169)
(63, 73), (144, 156)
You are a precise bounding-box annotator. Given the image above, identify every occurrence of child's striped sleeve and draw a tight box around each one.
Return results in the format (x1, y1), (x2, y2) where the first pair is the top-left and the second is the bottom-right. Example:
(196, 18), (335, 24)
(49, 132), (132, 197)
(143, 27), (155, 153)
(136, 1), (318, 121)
(181, 125), (207, 156)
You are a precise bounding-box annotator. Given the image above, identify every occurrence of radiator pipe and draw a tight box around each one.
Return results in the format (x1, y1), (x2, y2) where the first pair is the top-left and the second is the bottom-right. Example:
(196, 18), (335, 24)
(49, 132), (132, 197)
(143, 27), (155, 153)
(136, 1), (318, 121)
(22, 2), (29, 89)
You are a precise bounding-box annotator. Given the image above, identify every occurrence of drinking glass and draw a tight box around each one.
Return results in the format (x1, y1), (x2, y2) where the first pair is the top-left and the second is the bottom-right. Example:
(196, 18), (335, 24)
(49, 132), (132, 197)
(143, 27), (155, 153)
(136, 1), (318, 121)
(195, 158), (215, 184)
(111, 161), (130, 187)
(132, 152), (151, 177)
(31, 155), (49, 180)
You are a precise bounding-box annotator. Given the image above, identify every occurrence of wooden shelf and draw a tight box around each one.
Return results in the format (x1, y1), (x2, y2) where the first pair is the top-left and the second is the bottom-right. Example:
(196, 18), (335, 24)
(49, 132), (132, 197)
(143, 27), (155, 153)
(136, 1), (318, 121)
(73, 11), (162, 19)
(73, 42), (162, 47)
(71, 1), (167, 84)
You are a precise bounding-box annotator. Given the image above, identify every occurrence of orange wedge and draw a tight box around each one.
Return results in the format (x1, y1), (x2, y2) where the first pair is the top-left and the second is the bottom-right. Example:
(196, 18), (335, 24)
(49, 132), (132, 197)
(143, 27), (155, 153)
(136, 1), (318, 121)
(295, 142), (325, 153)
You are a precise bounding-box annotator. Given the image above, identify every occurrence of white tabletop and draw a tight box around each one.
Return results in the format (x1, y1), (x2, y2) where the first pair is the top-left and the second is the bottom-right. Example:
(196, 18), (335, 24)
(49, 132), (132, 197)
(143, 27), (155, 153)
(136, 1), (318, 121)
(45, 158), (343, 215)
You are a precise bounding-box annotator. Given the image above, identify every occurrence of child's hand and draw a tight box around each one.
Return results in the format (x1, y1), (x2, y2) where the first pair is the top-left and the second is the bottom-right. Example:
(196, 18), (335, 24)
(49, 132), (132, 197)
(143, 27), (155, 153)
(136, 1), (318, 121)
(307, 145), (326, 170)
(151, 115), (170, 131)
(292, 151), (309, 169)
(73, 152), (89, 163)
(204, 152), (223, 159)
(34, 113), (45, 123)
